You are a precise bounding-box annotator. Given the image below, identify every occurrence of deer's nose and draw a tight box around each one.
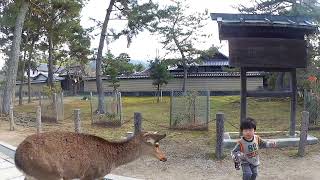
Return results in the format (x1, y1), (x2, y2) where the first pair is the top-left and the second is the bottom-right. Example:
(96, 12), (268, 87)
(160, 157), (167, 162)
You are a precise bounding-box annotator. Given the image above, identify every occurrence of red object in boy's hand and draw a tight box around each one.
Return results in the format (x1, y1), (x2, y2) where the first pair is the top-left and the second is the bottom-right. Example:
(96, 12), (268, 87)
(270, 141), (276, 148)
(232, 153), (241, 170)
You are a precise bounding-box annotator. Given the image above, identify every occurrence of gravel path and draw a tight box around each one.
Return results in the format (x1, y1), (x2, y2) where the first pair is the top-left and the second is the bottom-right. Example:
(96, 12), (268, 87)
(113, 138), (320, 180)
(0, 123), (319, 180)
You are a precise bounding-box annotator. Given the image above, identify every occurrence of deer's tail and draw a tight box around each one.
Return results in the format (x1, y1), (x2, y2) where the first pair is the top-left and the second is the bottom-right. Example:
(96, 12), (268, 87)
(14, 140), (33, 172)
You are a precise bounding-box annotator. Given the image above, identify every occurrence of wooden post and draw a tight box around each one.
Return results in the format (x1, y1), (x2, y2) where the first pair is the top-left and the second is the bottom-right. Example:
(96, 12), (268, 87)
(61, 92), (64, 121)
(298, 111), (309, 156)
(206, 90), (210, 130)
(39, 91), (42, 106)
(317, 96), (320, 126)
(113, 92), (117, 114)
(74, 109), (81, 133)
(36, 106), (41, 134)
(118, 92), (123, 124)
(9, 106), (14, 131)
(90, 92), (93, 125)
(12, 92), (15, 106)
(290, 70), (297, 137)
(0, 98), (2, 115)
(134, 112), (142, 135)
(240, 67), (247, 135)
(193, 94), (196, 124)
(160, 90), (163, 102)
(127, 132), (134, 138)
(53, 93), (57, 104)
(0, 92), (3, 115)
(215, 112), (224, 159)
(170, 90), (173, 128)
(303, 89), (307, 111)
(53, 93), (58, 122)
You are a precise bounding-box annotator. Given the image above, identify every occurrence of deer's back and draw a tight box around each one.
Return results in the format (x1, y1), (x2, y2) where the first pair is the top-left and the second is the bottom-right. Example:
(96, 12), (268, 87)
(15, 132), (114, 179)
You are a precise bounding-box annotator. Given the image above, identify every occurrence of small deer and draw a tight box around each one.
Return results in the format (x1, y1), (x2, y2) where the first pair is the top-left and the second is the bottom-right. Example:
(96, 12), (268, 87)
(15, 131), (167, 180)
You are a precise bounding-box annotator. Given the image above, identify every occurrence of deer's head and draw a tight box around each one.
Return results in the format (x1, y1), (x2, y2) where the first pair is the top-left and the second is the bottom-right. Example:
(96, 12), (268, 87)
(140, 132), (167, 162)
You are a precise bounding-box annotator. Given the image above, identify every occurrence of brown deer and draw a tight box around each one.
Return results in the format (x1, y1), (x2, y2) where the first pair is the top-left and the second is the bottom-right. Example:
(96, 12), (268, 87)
(15, 131), (167, 180)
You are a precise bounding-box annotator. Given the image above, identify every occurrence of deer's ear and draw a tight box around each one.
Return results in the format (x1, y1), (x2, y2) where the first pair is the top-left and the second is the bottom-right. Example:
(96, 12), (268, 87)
(142, 132), (151, 137)
(143, 136), (156, 144)
(146, 137), (156, 144)
(143, 133), (166, 143)
(143, 133), (155, 144)
(155, 134), (166, 142)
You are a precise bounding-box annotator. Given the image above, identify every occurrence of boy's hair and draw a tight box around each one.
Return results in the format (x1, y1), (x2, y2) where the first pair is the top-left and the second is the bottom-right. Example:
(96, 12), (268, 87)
(240, 117), (256, 131)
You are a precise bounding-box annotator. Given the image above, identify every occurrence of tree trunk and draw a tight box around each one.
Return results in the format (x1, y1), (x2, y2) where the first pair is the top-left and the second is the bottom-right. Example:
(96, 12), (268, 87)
(157, 84), (160, 103)
(172, 36), (187, 94)
(48, 32), (54, 88)
(27, 58), (31, 103)
(27, 37), (36, 103)
(19, 50), (27, 105)
(96, 0), (116, 114)
(276, 72), (285, 90)
(18, 57), (23, 105)
(2, 0), (29, 114)
(73, 82), (76, 95)
(182, 64), (187, 94)
(113, 84), (117, 92)
(19, 27), (30, 105)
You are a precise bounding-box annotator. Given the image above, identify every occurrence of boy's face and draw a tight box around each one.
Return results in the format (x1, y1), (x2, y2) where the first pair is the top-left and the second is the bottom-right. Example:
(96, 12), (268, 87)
(243, 128), (255, 139)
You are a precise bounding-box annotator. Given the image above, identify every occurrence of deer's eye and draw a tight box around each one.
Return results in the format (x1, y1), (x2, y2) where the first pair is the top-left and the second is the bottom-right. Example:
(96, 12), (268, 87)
(155, 143), (159, 147)
(146, 138), (155, 144)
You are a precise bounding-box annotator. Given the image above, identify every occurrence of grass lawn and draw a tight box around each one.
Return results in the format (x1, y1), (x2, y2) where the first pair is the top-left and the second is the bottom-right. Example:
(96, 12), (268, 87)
(6, 96), (320, 179)
(12, 95), (315, 143)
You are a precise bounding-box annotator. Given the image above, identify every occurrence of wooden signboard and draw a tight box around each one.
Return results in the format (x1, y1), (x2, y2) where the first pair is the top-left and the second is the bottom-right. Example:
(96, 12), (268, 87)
(228, 38), (307, 68)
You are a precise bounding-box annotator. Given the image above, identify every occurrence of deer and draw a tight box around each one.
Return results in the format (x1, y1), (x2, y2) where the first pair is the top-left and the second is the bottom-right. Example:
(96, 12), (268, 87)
(14, 131), (167, 180)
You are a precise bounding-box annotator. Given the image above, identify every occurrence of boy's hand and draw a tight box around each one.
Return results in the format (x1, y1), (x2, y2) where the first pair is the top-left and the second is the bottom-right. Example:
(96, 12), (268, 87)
(239, 152), (246, 159)
(231, 153), (241, 170)
(269, 141), (276, 148)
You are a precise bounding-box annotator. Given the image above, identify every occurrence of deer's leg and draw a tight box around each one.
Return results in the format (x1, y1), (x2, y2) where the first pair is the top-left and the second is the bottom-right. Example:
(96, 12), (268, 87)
(24, 175), (36, 180)
(24, 175), (62, 180)
(81, 164), (110, 180)
(45, 177), (63, 180)
(80, 172), (106, 180)
(80, 177), (104, 180)
(80, 176), (94, 180)
(80, 170), (95, 180)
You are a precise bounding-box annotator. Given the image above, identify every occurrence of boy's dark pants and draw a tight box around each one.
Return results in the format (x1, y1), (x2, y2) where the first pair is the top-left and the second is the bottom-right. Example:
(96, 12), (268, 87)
(241, 163), (258, 180)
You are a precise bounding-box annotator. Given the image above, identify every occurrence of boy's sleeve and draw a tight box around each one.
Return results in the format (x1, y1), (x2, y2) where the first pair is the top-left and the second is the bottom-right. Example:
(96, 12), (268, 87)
(231, 142), (242, 158)
(257, 136), (272, 149)
(231, 143), (241, 155)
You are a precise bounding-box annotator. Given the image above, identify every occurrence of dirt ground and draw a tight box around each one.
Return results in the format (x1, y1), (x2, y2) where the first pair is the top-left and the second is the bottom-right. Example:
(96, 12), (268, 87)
(0, 121), (320, 180)
(113, 139), (320, 180)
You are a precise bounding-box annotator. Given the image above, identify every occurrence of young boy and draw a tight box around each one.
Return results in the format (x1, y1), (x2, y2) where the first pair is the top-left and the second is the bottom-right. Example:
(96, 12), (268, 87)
(231, 117), (276, 180)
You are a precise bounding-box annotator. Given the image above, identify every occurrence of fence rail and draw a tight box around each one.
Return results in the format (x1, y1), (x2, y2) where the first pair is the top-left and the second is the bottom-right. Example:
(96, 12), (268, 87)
(90, 91), (123, 127)
(304, 90), (320, 127)
(40, 93), (64, 123)
(170, 90), (210, 130)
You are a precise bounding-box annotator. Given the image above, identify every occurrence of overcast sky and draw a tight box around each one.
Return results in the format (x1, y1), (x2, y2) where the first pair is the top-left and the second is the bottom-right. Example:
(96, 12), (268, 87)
(0, 0), (251, 68)
(80, 0), (252, 62)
